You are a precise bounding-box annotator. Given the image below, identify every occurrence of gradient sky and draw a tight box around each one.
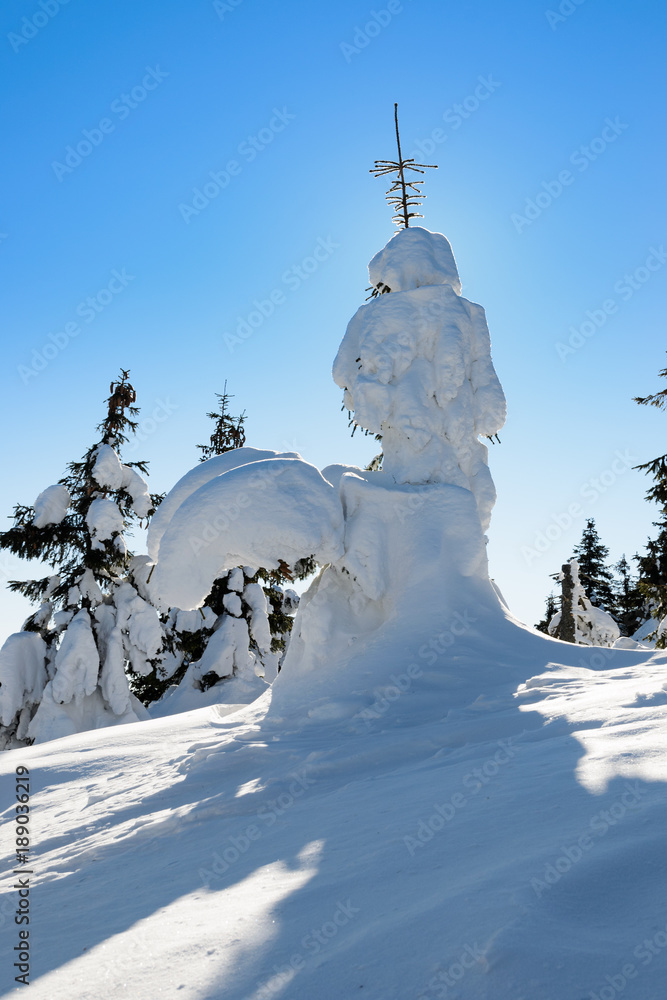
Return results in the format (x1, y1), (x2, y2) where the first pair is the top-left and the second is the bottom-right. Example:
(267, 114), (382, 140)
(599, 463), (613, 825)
(1, 0), (666, 646)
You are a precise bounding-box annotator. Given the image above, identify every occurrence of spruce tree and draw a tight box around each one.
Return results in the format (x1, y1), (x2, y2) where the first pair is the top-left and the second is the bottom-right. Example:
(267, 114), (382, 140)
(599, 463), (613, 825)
(196, 384), (246, 462)
(535, 593), (558, 635)
(572, 519), (616, 612)
(155, 389), (302, 702)
(613, 555), (646, 637)
(633, 361), (667, 643)
(0, 371), (166, 747)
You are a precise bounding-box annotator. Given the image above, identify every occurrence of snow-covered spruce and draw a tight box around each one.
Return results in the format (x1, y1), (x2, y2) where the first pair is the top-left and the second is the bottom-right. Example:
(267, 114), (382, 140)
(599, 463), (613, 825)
(548, 559), (620, 647)
(144, 400), (304, 714)
(333, 226), (506, 532)
(148, 228), (508, 722)
(0, 372), (164, 747)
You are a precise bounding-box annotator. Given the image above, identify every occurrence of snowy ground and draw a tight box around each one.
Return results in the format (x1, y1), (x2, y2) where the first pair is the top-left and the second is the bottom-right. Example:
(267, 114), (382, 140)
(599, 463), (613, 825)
(3, 601), (667, 1000)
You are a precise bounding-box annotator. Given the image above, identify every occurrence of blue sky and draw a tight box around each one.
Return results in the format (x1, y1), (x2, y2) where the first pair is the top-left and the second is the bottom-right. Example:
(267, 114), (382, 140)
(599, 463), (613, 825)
(1, 0), (666, 644)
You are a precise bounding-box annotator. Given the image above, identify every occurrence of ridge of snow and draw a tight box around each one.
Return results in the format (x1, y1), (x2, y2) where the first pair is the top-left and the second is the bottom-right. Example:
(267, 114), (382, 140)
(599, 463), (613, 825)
(152, 457), (344, 610)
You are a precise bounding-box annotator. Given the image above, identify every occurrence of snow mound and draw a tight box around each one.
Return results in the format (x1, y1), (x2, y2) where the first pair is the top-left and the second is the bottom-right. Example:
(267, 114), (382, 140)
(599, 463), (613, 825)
(147, 447), (298, 561)
(152, 457), (344, 610)
(368, 225), (462, 294)
(32, 484), (70, 528)
(320, 463), (370, 489)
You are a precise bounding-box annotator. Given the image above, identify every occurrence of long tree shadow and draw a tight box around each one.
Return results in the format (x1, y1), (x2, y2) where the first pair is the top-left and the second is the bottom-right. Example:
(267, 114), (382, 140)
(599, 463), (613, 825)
(7, 613), (667, 1000)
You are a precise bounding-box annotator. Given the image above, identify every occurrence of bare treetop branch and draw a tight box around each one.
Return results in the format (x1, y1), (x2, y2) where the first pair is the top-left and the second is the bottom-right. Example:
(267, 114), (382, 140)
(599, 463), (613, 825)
(370, 103), (437, 229)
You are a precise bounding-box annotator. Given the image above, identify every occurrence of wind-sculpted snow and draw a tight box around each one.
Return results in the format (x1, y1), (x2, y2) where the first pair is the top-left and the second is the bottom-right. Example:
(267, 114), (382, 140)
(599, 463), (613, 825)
(152, 457), (344, 610)
(368, 224), (462, 294)
(334, 227), (506, 532)
(147, 447), (298, 561)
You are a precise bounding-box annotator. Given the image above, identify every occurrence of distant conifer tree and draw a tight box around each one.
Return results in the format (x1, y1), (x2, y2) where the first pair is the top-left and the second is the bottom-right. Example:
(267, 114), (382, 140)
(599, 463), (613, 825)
(572, 519), (616, 613)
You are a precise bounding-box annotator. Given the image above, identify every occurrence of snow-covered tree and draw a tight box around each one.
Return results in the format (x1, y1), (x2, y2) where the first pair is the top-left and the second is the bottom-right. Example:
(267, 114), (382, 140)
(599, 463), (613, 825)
(572, 518), (616, 612)
(147, 222), (508, 717)
(0, 371), (166, 747)
(143, 392), (304, 712)
(613, 555), (647, 637)
(196, 384), (246, 462)
(549, 559), (620, 646)
(535, 593), (558, 635)
(633, 361), (667, 644)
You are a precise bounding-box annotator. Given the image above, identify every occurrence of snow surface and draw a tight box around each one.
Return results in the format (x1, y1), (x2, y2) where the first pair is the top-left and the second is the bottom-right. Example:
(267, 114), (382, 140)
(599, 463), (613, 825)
(31, 484), (70, 528)
(3, 604), (667, 1000)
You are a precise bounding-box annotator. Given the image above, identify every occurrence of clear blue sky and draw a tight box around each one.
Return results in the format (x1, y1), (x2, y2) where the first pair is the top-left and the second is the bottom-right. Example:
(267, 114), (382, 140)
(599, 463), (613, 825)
(1, 0), (666, 645)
